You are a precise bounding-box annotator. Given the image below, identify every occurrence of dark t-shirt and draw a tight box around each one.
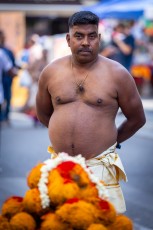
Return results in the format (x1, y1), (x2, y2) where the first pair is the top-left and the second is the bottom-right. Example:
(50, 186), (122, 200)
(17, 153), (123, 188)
(0, 46), (15, 86)
(110, 34), (135, 71)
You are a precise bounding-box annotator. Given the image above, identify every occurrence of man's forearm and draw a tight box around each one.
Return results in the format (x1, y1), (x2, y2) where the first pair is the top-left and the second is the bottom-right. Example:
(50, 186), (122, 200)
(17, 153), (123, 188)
(36, 112), (51, 128)
(117, 118), (145, 144)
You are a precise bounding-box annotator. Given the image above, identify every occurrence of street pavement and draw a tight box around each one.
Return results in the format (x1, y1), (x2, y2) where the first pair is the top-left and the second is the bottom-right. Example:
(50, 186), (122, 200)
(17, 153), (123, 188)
(0, 97), (153, 230)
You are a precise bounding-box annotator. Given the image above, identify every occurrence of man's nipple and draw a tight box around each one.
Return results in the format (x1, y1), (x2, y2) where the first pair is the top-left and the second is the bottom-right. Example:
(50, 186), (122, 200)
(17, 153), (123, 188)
(56, 96), (61, 103)
(97, 98), (103, 104)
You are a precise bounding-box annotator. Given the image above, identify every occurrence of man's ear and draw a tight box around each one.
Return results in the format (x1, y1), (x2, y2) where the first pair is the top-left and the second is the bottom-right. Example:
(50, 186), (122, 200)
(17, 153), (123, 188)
(99, 33), (101, 42)
(66, 33), (70, 47)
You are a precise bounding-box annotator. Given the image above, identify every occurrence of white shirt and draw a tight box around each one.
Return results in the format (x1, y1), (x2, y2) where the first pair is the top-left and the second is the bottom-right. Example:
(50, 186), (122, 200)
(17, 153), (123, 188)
(0, 49), (12, 104)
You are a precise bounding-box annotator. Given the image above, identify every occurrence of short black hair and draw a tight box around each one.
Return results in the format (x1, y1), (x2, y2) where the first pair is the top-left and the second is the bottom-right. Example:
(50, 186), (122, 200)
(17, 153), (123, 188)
(68, 11), (99, 28)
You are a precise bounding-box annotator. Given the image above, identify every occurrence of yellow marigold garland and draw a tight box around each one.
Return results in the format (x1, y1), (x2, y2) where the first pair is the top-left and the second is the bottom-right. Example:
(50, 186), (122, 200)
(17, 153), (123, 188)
(40, 212), (72, 230)
(56, 199), (97, 229)
(27, 162), (44, 189)
(1, 196), (23, 219)
(48, 179), (80, 206)
(0, 215), (11, 230)
(94, 198), (117, 226)
(23, 188), (49, 216)
(87, 223), (107, 230)
(108, 214), (133, 230)
(0, 152), (134, 229)
(10, 212), (36, 230)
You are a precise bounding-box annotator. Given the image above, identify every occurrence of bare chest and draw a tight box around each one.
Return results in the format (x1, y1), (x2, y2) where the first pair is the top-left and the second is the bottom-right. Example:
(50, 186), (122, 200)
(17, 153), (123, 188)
(48, 74), (118, 109)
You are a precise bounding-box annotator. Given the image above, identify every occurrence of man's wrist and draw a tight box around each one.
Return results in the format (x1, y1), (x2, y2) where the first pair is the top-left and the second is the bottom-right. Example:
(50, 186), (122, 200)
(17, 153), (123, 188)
(116, 143), (121, 149)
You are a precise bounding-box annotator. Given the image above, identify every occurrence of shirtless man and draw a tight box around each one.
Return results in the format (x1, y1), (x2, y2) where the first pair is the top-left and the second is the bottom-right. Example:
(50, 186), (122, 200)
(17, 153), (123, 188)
(36, 11), (146, 213)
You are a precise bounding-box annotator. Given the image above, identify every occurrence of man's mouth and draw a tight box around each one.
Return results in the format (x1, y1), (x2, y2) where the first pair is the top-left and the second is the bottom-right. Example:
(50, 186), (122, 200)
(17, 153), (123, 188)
(79, 49), (91, 53)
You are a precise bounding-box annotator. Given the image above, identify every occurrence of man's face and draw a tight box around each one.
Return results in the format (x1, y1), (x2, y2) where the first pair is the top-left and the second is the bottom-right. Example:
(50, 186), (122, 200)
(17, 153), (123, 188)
(66, 24), (101, 63)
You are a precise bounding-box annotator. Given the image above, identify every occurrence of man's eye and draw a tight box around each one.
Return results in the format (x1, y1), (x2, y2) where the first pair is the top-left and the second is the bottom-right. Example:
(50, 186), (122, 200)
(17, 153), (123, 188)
(89, 34), (96, 39)
(75, 34), (82, 39)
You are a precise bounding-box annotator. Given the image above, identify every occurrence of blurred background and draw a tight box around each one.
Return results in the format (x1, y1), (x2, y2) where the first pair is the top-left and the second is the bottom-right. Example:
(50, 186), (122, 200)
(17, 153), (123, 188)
(0, 0), (153, 229)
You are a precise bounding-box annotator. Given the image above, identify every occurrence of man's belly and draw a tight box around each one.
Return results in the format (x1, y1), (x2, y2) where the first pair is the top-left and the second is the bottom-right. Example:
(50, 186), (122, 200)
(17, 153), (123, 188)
(48, 104), (118, 159)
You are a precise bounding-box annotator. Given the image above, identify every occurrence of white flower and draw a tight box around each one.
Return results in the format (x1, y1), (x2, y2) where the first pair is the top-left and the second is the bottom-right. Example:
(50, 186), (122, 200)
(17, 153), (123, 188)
(38, 152), (108, 209)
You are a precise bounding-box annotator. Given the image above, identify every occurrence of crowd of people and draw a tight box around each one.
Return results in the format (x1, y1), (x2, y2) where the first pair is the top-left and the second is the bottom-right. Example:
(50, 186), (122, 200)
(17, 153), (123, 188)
(0, 32), (48, 126)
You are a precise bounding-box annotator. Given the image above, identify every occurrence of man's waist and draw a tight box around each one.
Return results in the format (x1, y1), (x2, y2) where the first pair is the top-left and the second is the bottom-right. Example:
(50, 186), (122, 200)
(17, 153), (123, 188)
(95, 142), (117, 159)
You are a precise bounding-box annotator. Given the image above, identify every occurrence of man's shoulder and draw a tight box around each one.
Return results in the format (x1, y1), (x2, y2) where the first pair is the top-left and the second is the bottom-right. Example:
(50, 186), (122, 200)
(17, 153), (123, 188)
(99, 55), (125, 70)
(46, 55), (70, 70)
(99, 55), (131, 79)
(40, 55), (70, 79)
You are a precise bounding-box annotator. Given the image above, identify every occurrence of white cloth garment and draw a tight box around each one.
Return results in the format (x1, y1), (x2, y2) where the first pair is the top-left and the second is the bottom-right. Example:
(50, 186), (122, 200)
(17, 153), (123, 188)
(86, 143), (127, 213)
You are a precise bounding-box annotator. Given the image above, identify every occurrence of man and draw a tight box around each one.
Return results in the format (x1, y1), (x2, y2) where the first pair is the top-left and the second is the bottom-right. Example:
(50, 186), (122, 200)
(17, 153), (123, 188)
(0, 48), (15, 121)
(36, 11), (146, 213)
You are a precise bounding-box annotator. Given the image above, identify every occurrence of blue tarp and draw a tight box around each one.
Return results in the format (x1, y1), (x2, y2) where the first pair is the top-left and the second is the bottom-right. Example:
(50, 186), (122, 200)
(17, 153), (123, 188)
(83, 0), (153, 20)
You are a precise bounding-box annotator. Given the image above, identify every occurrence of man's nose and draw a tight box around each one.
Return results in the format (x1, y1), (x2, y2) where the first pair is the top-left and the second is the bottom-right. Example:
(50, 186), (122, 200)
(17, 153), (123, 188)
(82, 36), (89, 45)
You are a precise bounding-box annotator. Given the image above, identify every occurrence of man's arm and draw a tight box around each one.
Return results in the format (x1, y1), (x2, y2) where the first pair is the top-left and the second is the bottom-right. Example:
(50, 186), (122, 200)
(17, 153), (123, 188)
(116, 68), (146, 144)
(36, 68), (53, 127)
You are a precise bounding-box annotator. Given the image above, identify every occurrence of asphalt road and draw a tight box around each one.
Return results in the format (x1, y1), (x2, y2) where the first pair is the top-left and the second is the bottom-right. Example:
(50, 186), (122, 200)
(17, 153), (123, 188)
(0, 109), (153, 230)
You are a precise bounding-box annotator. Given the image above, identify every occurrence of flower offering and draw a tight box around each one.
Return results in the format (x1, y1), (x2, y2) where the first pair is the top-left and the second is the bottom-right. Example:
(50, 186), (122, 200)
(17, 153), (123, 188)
(0, 152), (133, 229)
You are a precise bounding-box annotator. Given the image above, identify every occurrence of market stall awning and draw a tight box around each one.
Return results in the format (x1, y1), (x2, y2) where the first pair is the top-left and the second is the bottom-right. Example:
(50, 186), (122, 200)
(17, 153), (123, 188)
(83, 0), (153, 20)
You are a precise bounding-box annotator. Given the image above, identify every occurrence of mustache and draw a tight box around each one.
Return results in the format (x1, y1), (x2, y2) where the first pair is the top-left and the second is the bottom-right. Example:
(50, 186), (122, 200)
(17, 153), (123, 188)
(78, 48), (92, 52)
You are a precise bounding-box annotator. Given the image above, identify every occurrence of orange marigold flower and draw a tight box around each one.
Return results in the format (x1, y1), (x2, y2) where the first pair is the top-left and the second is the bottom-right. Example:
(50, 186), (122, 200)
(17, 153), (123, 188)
(49, 180), (79, 206)
(65, 198), (80, 204)
(56, 200), (97, 229)
(79, 183), (99, 203)
(23, 188), (48, 215)
(40, 212), (72, 230)
(87, 223), (107, 230)
(27, 163), (44, 189)
(1, 196), (23, 219)
(56, 161), (76, 182)
(108, 214), (133, 230)
(70, 164), (91, 187)
(94, 198), (117, 226)
(10, 212), (36, 230)
(48, 168), (63, 184)
(0, 215), (11, 230)
(48, 168), (80, 206)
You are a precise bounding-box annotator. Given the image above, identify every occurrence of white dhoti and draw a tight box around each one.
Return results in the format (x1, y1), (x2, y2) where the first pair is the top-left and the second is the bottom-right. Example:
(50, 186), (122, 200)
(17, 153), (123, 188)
(86, 143), (127, 214)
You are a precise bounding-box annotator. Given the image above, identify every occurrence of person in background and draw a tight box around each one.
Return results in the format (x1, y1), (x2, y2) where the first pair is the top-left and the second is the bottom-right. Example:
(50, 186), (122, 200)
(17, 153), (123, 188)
(24, 35), (48, 126)
(26, 49), (48, 125)
(36, 11), (146, 213)
(101, 22), (135, 71)
(0, 30), (18, 123)
(0, 48), (16, 122)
